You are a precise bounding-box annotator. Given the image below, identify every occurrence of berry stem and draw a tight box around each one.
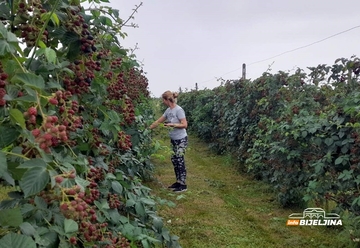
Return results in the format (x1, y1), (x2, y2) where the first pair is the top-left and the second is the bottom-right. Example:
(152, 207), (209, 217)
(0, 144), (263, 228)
(66, 144), (77, 157)
(26, 0), (61, 70)
(11, 53), (26, 72)
(2, 151), (30, 160)
(35, 92), (46, 125)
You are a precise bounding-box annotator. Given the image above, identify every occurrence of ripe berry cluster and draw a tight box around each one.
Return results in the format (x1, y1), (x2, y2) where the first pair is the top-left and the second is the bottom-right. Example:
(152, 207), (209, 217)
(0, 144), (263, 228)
(36, 171), (130, 247)
(30, 115), (67, 153)
(76, 222), (131, 247)
(0, 72), (8, 106)
(107, 193), (122, 209)
(107, 72), (127, 101)
(117, 131), (132, 150)
(62, 60), (95, 95)
(107, 157), (121, 174)
(87, 167), (104, 183)
(79, 221), (107, 243)
(123, 68), (150, 102)
(22, 90), (84, 154)
(122, 98), (136, 125)
(16, 1), (48, 47)
(60, 194), (96, 221)
(64, 7), (96, 55)
(89, 128), (103, 148)
(49, 90), (83, 133)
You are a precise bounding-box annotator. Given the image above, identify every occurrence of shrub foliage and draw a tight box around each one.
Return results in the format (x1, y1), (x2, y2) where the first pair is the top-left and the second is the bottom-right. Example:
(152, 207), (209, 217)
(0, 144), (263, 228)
(179, 57), (360, 240)
(0, 0), (180, 247)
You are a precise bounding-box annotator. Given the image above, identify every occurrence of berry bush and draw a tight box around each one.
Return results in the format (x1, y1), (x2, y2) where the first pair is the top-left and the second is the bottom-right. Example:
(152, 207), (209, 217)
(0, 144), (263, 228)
(0, 0), (180, 247)
(178, 56), (360, 246)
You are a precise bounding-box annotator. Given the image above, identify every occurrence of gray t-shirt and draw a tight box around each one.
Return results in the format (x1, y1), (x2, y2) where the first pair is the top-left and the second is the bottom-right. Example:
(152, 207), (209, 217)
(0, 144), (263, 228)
(163, 105), (187, 140)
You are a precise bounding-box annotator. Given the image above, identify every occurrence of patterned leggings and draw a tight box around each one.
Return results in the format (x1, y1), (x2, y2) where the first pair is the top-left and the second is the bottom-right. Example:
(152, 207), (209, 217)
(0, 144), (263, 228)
(171, 136), (188, 185)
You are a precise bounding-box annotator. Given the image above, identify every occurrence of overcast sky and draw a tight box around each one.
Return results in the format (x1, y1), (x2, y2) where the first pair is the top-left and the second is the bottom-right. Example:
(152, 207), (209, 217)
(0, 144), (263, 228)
(106, 1), (360, 97)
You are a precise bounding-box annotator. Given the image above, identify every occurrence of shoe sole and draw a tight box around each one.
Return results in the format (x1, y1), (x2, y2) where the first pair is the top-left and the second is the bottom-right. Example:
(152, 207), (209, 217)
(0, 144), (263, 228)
(173, 188), (187, 193)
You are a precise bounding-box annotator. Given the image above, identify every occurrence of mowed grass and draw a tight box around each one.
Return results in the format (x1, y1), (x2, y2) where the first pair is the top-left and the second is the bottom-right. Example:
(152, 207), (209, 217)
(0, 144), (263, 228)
(146, 131), (349, 248)
(0, 126), (350, 247)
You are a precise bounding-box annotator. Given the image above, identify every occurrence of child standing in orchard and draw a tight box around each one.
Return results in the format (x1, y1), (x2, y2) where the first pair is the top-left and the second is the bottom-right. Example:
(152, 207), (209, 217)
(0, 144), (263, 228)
(150, 91), (188, 192)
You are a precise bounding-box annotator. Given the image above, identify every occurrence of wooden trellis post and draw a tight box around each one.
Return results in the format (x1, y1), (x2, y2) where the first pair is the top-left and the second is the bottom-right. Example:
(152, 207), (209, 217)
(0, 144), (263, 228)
(242, 63), (246, 80)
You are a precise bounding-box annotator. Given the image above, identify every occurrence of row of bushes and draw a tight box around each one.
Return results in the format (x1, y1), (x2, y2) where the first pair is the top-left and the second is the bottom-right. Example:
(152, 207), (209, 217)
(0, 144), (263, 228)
(0, 0), (180, 247)
(178, 56), (360, 241)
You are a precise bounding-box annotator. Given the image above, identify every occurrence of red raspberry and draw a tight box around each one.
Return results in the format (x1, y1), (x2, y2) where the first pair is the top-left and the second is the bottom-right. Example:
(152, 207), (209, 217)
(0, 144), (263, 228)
(55, 90), (63, 98)
(49, 98), (58, 105)
(55, 176), (64, 184)
(39, 143), (47, 150)
(69, 237), (77, 245)
(28, 107), (37, 116)
(0, 73), (8, 80)
(51, 116), (58, 123)
(58, 125), (66, 132)
(60, 203), (68, 211)
(75, 205), (84, 212)
(31, 129), (41, 137)
(50, 126), (58, 134)
(46, 116), (53, 123)
(43, 133), (52, 141)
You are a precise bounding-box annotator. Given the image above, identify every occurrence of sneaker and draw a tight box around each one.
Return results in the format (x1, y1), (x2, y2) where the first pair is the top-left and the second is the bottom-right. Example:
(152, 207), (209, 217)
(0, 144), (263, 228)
(168, 182), (181, 189)
(173, 184), (187, 193)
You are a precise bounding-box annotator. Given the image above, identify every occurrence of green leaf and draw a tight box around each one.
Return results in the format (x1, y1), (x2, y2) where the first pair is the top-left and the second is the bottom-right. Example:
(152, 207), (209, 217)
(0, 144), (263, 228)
(0, 233), (36, 248)
(111, 181), (123, 194)
(14, 94), (37, 102)
(34, 196), (48, 209)
(75, 177), (90, 191)
(41, 12), (60, 26)
(0, 208), (23, 227)
(99, 16), (112, 26)
(126, 199), (135, 207)
(19, 167), (49, 197)
(324, 137), (333, 146)
(45, 48), (57, 64)
(135, 202), (145, 216)
(335, 157), (343, 165)
(19, 222), (36, 236)
(108, 209), (121, 223)
(301, 130), (308, 138)
(64, 219), (78, 233)
(0, 3), (11, 21)
(338, 170), (353, 181)
(0, 40), (14, 56)
(152, 216), (163, 231)
(18, 158), (47, 169)
(91, 9), (101, 18)
(51, 13), (60, 26)
(0, 151), (7, 177)
(0, 22), (7, 38)
(9, 109), (26, 129)
(11, 73), (45, 90)
(140, 197), (155, 206)
(37, 40), (46, 48)
(0, 126), (20, 148)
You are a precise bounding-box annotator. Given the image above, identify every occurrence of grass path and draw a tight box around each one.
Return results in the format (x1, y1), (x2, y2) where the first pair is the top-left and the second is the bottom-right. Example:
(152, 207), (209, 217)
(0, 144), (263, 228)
(146, 133), (347, 248)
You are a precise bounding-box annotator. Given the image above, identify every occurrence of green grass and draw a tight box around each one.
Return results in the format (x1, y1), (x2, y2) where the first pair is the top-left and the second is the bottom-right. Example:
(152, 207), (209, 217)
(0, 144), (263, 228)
(0, 113), (353, 248)
(146, 130), (351, 248)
